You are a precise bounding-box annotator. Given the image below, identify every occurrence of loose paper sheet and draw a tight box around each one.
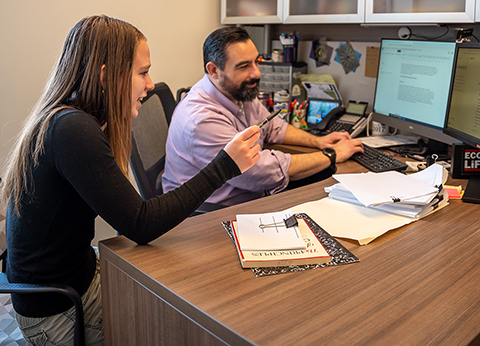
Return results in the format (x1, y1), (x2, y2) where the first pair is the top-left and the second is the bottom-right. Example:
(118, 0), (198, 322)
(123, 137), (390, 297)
(291, 197), (448, 245)
(295, 164), (450, 244)
(291, 197), (416, 245)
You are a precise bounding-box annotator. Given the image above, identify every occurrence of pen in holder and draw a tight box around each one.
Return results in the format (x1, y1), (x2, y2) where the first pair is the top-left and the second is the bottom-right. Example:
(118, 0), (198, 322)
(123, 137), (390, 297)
(291, 108), (305, 128)
(279, 32), (301, 63)
(283, 45), (296, 63)
(290, 100), (308, 129)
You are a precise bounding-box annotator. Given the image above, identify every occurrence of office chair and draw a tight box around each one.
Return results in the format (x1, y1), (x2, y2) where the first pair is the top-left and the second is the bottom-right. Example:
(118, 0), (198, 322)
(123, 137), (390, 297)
(0, 214), (86, 346)
(130, 82), (174, 198)
(176, 87), (190, 104)
(130, 82), (227, 214)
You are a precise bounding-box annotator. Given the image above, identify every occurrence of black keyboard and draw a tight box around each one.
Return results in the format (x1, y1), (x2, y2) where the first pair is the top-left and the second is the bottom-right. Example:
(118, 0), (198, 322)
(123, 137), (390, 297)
(352, 145), (408, 173)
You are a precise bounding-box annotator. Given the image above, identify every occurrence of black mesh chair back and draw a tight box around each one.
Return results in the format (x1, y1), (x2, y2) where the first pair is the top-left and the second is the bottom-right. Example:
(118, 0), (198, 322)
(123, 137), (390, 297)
(130, 82), (176, 199)
(130, 82), (227, 214)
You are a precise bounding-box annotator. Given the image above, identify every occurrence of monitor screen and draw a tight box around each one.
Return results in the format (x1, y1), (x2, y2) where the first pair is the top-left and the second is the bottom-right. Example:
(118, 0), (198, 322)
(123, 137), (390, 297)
(444, 43), (480, 150)
(371, 39), (458, 146)
(443, 42), (480, 203)
(306, 99), (340, 127)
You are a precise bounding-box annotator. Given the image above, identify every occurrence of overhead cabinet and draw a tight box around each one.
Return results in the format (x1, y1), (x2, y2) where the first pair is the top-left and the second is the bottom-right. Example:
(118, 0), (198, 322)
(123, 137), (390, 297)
(283, 0), (364, 23)
(365, 0), (475, 24)
(221, 0), (477, 24)
(221, 0), (283, 24)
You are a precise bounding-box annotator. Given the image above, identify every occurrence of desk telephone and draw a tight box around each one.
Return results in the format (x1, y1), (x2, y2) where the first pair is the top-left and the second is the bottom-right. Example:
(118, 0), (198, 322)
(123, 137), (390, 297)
(307, 100), (369, 138)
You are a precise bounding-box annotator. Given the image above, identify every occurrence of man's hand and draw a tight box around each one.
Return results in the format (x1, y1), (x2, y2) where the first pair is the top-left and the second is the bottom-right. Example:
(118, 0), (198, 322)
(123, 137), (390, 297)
(224, 126), (261, 173)
(332, 137), (364, 163)
(316, 131), (352, 150)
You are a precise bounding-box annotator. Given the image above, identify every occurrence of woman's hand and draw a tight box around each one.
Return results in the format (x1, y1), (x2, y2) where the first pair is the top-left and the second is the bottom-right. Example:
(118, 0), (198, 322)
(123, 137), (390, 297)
(224, 126), (261, 173)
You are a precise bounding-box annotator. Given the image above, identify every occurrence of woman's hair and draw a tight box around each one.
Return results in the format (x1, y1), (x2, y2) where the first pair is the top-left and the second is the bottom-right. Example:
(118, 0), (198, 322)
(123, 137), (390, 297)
(1, 15), (146, 214)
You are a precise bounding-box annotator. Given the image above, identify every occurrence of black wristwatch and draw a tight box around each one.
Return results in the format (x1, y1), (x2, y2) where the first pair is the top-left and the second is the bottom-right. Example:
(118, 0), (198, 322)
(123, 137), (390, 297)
(322, 147), (336, 168)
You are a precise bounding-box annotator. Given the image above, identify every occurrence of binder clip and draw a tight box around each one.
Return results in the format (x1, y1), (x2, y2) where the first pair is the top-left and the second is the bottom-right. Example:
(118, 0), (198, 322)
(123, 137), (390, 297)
(258, 215), (298, 230)
(426, 154), (438, 167)
(283, 215), (298, 228)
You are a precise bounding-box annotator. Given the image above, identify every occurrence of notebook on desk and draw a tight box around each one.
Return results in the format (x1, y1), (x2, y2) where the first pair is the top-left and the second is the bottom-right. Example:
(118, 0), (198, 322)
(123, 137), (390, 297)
(221, 213), (359, 277)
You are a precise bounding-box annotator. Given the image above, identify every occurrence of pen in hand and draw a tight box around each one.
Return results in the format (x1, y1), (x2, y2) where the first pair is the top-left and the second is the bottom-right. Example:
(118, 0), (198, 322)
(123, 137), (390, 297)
(258, 109), (281, 128)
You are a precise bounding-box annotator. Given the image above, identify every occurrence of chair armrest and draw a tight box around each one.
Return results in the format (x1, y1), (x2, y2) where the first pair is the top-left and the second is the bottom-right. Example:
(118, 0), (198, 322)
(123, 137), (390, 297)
(0, 216), (6, 269)
(0, 230), (6, 261)
(0, 281), (85, 346)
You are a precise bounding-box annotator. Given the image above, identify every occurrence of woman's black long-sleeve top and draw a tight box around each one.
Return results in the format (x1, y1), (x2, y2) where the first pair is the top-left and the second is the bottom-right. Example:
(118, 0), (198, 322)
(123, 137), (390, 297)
(6, 109), (240, 317)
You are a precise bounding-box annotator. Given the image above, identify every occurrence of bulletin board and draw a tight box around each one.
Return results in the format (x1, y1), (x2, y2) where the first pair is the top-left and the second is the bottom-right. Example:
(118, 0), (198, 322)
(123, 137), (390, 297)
(272, 40), (380, 113)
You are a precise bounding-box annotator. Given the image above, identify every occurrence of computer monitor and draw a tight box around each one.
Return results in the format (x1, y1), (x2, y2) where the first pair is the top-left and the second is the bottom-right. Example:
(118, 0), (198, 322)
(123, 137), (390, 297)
(443, 42), (480, 203)
(371, 39), (459, 152)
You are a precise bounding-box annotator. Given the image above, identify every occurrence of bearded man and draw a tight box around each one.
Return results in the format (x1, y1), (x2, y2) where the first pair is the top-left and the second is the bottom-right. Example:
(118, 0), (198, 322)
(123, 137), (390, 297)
(162, 27), (363, 206)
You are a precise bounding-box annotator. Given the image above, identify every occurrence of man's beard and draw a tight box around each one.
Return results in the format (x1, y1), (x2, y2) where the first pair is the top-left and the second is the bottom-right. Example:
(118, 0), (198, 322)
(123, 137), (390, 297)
(219, 74), (260, 102)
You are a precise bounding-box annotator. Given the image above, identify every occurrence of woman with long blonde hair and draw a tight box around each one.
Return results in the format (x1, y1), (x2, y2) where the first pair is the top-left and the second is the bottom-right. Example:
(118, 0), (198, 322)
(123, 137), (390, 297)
(1, 15), (260, 345)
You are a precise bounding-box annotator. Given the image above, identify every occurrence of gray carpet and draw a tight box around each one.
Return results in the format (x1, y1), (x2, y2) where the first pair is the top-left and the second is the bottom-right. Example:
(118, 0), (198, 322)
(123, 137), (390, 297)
(0, 293), (29, 346)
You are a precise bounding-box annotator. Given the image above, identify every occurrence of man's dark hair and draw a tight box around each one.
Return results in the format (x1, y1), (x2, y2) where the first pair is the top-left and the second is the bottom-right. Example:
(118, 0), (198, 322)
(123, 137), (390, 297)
(203, 27), (251, 73)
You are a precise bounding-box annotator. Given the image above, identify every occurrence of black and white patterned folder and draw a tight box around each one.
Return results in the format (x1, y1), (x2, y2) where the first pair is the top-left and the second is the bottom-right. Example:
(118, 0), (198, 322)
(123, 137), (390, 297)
(222, 213), (359, 277)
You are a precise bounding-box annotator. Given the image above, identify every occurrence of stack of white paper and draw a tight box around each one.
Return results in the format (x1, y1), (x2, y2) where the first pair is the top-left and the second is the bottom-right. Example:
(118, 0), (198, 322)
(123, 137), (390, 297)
(325, 164), (449, 218)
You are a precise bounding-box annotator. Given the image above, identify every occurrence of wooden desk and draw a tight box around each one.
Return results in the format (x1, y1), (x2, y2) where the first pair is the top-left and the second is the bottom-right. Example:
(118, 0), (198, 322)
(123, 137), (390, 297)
(99, 159), (480, 346)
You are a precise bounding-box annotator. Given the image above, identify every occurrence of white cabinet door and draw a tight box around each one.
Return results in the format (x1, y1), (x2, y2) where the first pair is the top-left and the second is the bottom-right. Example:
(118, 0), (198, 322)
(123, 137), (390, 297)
(283, 0), (364, 23)
(221, 0), (283, 24)
(221, 0), (476, 24)
(475, 0), (480, 21)
(365, 0), (475, 23)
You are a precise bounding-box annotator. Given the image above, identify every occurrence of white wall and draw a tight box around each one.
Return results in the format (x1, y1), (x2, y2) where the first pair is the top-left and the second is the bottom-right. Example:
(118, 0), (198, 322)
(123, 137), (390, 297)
(0, 0), (221, 244)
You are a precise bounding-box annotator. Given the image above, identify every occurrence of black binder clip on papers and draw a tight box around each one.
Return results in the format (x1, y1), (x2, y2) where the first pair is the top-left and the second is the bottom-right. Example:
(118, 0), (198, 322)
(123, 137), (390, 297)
(284, 215), (298, 228)
(426, 154), (438, 167)
(258, 215), (298, 230)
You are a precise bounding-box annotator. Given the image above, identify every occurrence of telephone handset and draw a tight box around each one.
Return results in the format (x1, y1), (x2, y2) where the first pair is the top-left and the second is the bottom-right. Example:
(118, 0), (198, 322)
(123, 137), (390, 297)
(316, 106), (345, 131)
(308, 100), (368, 138)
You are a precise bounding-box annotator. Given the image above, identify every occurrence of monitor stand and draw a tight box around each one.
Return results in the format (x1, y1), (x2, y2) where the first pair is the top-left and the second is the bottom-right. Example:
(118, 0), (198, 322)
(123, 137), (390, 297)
(462, 176), (480, 204)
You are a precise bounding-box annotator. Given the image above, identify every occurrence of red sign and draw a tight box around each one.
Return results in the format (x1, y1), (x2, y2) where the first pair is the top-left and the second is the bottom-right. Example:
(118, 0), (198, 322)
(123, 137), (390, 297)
(464, 149), (480, 171)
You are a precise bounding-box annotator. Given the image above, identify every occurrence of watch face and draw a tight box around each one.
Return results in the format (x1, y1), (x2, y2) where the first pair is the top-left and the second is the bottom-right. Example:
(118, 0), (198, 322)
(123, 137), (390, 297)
(324, 148), (335, 155)
(323, 147), (336, 166)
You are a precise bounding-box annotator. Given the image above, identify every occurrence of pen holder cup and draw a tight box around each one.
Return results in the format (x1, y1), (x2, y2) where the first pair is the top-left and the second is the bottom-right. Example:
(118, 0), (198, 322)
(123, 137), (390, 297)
(291, 109), (307, 129)
(283, 45), (297, 63)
